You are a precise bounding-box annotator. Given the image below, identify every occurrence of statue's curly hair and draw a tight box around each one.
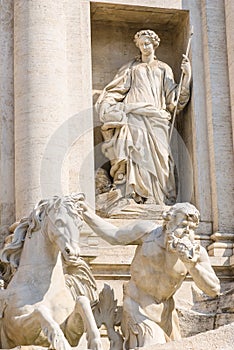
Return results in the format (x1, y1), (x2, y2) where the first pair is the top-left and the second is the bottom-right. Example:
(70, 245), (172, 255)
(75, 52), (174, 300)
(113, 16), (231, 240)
(163, 202), (200, 226)
(134, 29), (160, 49)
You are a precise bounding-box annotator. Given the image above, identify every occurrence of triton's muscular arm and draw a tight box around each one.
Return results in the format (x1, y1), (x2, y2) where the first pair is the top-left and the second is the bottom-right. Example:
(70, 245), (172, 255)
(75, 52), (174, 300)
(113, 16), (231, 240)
(180, 246), (220, 297)
(81, 204), (155, 246)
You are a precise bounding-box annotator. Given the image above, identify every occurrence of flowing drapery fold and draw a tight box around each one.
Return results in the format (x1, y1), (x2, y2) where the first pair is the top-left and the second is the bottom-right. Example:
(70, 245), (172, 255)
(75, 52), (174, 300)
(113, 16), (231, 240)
(96, 59), (190, 204)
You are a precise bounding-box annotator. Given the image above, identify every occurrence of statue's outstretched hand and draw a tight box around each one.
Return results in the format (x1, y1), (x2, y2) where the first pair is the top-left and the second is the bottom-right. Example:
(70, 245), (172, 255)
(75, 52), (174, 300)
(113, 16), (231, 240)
(181, 54), (191, 77)
(78, 198), (89, 213)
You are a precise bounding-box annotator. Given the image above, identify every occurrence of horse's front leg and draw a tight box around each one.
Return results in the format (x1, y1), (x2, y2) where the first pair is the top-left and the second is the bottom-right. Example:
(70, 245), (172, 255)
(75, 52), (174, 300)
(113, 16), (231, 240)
(32, 305), (71, 350)
(62, 295), (102, 350)
(1, 305), (71, 350)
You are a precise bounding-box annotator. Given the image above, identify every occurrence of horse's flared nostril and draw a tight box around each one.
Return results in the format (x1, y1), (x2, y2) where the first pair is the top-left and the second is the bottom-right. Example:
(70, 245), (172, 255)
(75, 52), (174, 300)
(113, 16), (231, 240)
(65, 247), (70, 255)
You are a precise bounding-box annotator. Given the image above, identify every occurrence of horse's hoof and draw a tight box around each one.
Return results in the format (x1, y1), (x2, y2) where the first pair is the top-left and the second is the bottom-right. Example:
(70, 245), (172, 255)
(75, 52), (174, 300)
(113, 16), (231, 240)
(88, 338), (103, 350)
(42, 325), (71, 350)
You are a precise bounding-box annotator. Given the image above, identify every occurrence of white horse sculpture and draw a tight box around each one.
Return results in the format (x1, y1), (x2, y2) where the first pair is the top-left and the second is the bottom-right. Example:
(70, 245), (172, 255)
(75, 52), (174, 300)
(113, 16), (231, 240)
(0, 193), (102, 350)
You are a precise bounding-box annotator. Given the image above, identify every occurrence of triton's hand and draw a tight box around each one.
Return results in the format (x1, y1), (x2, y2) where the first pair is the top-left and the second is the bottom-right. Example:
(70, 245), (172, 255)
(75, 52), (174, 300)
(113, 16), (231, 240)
(175, 237), (200, 263)
(78, 199), (89, 213)
(167, 233), (200, 263)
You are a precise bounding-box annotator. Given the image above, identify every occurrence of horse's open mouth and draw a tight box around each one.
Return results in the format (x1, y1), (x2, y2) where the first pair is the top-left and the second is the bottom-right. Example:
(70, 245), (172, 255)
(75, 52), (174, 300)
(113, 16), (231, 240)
(62, 254), (80, 265)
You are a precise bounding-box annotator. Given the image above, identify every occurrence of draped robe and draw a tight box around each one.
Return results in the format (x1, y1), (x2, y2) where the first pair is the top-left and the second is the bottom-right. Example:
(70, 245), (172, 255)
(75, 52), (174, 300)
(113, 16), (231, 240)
(96, 58), (190, 204)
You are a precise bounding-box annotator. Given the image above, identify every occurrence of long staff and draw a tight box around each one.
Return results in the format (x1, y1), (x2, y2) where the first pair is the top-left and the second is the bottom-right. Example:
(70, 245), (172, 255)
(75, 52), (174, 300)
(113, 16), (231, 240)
(169, 27), (194, 142)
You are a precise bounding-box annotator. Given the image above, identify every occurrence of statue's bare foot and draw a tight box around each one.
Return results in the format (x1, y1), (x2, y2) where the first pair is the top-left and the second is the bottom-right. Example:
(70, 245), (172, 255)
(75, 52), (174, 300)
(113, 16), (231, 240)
(144, 197), (156, 204)
(128, 192), (144, 204)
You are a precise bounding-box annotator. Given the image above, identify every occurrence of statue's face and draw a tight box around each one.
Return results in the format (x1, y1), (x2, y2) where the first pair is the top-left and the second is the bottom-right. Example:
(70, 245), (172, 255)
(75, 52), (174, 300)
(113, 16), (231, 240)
(138, 36), (154, 56)
(168, 212), (197, 242)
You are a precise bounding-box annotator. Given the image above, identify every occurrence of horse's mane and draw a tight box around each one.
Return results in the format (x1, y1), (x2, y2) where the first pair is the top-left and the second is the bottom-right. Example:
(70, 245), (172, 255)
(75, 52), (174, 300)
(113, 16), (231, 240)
(0, 193), (84, 269)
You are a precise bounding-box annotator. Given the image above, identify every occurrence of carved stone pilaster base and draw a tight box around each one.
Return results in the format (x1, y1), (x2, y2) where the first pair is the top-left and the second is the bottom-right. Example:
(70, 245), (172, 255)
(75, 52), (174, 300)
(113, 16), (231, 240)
(208, 232), (234, 257)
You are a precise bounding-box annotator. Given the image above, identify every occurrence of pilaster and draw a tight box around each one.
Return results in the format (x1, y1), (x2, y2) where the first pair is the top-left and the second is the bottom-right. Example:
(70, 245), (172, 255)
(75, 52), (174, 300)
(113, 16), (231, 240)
(64, 0), (95, 207)
(224, 0), (234, 151)
(201, 0), (234, 257)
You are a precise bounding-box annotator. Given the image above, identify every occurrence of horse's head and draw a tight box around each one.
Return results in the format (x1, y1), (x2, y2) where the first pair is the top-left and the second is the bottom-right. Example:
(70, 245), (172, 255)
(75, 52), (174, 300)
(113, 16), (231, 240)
(42, 193), (85, 264)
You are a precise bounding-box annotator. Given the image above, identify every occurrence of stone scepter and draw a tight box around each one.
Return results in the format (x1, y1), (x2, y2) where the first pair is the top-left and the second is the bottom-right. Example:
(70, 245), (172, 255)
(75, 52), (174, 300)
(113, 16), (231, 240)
(169, 26), (194, 141)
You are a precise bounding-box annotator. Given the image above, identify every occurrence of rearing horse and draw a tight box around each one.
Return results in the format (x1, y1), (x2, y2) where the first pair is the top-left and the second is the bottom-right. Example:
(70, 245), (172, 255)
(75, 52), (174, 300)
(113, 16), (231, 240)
(0, 193), (102, 350)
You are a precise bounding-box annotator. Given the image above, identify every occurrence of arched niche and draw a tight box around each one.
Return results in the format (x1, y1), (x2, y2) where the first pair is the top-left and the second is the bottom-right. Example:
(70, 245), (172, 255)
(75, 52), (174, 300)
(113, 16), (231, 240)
(91, 2), (193, 203)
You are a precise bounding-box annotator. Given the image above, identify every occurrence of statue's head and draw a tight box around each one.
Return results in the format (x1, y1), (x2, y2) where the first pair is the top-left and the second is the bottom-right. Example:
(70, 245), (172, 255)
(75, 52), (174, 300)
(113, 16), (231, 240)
(163, 202), (200, 241)
(134, 29), (160, 50)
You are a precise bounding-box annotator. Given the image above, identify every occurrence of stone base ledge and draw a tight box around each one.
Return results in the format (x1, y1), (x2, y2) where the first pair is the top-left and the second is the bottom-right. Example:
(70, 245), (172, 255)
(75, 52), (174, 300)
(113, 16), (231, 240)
(209, 256), (234, 267)
(141, 322), (234, 350)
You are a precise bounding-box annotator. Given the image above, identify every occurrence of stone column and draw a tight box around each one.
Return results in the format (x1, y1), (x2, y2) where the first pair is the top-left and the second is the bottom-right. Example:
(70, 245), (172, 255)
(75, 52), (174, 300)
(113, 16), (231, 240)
(63, 0), (95, 208)
(224, 0), (234, 151)
(0, 0), (15, 225)
(201, 0), (234, 257)
(14, 0), (69, 219)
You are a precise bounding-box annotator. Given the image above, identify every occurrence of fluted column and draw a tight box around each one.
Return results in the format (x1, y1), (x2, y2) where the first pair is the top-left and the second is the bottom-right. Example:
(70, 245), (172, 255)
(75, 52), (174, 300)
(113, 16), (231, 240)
(225, 0), (234, 151)
(14, 0), (69, 219)
(0, 0), (15, 225)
